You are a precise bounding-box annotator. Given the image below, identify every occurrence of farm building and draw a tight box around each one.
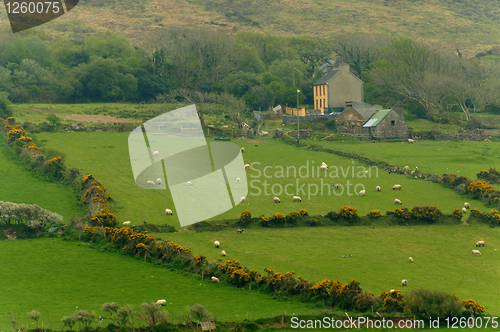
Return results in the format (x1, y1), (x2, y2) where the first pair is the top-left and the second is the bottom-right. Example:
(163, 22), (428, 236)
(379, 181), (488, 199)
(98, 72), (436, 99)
(363, 109), (409, 139)
(313, 59), (364, 114)
(335, 101), (383, 134)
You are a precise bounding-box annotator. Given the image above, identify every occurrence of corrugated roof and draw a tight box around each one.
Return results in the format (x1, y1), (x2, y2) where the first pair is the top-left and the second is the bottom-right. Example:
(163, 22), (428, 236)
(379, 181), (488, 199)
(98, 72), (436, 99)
(363, 109), (392, 127)
(313, 68), (339, 85)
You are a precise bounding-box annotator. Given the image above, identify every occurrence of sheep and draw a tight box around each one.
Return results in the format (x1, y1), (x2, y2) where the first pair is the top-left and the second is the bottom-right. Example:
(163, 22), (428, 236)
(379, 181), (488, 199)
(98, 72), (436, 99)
(241, 147), (245, 153)
(408, 139), (414, 144)
(274, 196), (281, 203)
(214, 240), (220, 248)
(462, 207), (467, 213)
(211, 276), (219, 283)
(472, 249), (481, 255)
(208, 125), (214, 128)
(358, 190), (365, 196)
(236, 177), (241, 183)
(320, 165), (328, 171)
(464, 202), (470, 209)
(123, 221), (131, 225)
(245, 164), (250, 170)
(333, 184), (339, 189)
(153, 151), (159, 156)
(404, 166), (409, 170)
(395, 199), (402, 205)
(156, 299), (166, 306)
(401, 279), (408, 286)
(147, 180), (155, 186)
(165, 209), (172, 215)
(157, 178), (162, 185)
(237, 229), (244, 233)
(321, 162), (328, 167)
(221, 250), (226, 257)
(240, 197), (246, 203)
(261, 131), (269, 135)
(186, 181), (192, 186)
(409, 257), (413, 263)
(393, 184), (402, 190)
(222, 125), (229, 128)
(476, 241), (485, 247)
(376, 186), (381, 191)
(293, 196), (302, 202)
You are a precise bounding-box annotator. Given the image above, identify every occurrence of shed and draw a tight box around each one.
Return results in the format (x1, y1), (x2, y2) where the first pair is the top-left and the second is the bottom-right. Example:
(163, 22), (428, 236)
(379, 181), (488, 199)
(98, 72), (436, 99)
(363, 109), (409, 139)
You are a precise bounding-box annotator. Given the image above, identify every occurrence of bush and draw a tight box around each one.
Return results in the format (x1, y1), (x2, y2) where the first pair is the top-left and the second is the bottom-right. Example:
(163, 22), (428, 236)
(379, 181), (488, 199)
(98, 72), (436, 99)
(259, 216), (269, 227)
(453, 208), (463, 220)
(239, 210), (252, 226)
(477, 167), (500, 184)
(325, 211), (339, 220)
(285, 211), (301, 224)
(405, 289), (464, 319)
(338, 206), (358, 222)
(298, 209), (308, 216)
(467, 180), (495, 198)
(463, 299), (486, 315)
(369, 209), (381, 219)
(378, 290), (405, 313)
(308, 218), (318, 226)
(270, 213), (285, 225)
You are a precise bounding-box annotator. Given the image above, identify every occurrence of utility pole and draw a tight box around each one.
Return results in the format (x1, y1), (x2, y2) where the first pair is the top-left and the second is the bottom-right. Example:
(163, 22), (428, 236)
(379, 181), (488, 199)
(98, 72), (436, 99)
(297, 89), (300, 146)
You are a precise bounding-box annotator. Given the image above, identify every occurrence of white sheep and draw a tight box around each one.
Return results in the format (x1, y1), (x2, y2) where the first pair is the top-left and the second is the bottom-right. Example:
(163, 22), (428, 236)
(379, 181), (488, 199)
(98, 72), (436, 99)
(404, 166), (409, 170)
(401, 279), (408, 286)
(123, 221), (131, 225)
(472, 249), (481, 255)
(157, 178), (162, 185)
(462, 207), (467, 213)
(464, 202), (470, 209)
(358, 190), (365, 196)
(321, 162), (328, 167)
(214, 240), (220, 248)
(408, 139), (414, 144)
(395, 199), (402, 205)
(147, 180), (155, 186)
(409, 257), (413, 263)
(208, 125), (214, 128)
(320, 165), (328, 171)
(476, 241), (485, 247)
(165, 209), (172, 215)
(153, 151), (159, 156)
(245, 164), (250, 170)
(241, 147), (245, 153)
(186, 181), (192, 186)
(156, 299), (166, 306)
(221, 250), (226, 256)
(211, 276), (219, 283)
(376, 186), (381, 191)
(240, 197), (246, 203)
(261, 131), (269, 135)
(236, 177), (240, 183)
(274, 196), (281, 203)
(393, 184), (402, 190)
(222, 125), (229, 128)
(333, 184), (339, 189)
(237, 229), (243, 233)
(293, 196), (302, 202)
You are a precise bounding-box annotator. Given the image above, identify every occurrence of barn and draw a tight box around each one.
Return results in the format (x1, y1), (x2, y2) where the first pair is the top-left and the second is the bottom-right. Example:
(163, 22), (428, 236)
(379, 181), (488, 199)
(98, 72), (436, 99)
(363, 109), (409, 139)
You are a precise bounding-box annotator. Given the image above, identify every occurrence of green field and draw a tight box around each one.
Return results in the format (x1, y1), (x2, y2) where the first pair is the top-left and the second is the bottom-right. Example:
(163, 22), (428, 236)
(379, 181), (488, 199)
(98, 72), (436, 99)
(35, 132), (491, 227)
(0, 238), (320, 328)
(0, 143), (82, 220)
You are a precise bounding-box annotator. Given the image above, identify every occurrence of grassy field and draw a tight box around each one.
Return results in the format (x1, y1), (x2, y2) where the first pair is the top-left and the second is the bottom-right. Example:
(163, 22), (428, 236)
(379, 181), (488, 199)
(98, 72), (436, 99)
(153, 222), (500, 316)
(0, 143), (82, 220)
(0, 238), (321, 328)
(34, 132), (490, 227)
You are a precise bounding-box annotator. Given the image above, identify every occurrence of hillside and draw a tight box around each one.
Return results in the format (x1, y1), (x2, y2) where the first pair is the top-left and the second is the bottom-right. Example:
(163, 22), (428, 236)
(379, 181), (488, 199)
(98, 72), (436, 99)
(1, 0), (500, 55)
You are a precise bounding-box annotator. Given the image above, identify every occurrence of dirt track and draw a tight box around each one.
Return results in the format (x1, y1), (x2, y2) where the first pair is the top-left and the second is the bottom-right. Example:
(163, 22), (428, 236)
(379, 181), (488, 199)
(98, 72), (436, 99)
(63, 114), (141, 124)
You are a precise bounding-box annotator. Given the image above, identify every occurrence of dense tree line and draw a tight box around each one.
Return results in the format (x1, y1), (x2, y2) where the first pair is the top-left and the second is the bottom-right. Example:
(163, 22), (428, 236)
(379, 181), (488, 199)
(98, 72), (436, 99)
(0, 27), (499, 121)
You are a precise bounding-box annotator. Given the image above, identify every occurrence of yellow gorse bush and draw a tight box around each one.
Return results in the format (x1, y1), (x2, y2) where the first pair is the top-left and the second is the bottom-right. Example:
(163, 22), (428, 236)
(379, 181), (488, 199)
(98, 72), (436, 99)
(463, 299), (485, 314)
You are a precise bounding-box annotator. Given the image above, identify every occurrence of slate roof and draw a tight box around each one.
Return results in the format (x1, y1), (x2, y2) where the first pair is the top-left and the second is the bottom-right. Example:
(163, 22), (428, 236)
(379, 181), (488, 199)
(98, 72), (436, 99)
(363, 109), (392, 127)
(347, 101), (382, 120)
(313, 68), (339, 86)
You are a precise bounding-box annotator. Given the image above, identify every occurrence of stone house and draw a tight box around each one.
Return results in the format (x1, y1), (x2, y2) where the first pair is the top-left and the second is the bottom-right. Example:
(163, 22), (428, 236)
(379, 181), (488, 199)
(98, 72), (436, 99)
(363, 109), (409, 139)
(335, 101), (382, 134)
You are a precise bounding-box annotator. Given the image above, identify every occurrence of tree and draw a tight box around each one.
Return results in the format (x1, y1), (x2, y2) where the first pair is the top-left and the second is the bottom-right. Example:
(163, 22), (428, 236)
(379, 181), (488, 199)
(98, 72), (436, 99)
(61, 314), (77, 332)
(46, 114), (61, 128)
(27, 311), (41, 328)
(74, 310), (96, 331)
(0, 92), (13, 119)
(187, 304), (209, 322)
(242, 85), (275, 110)
(139, 302), (161, 328)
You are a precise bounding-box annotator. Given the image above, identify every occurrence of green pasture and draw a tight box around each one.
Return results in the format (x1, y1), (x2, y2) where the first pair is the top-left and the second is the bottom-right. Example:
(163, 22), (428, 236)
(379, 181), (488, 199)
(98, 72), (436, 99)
(0, 238), (320, 328)
(35, 133), (490, 227)
(0, 143), (81, 220)
(154, 222), (500, 316)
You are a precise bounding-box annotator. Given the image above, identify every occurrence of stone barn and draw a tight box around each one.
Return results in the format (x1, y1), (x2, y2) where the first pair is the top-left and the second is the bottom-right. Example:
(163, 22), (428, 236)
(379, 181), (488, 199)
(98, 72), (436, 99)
(335, 102), (382, 135)
(363, 109), (409, 139)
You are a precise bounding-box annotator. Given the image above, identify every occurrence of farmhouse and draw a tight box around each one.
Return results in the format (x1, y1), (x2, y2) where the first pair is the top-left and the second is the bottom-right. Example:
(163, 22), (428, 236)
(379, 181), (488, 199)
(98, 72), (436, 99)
(313, 58), (364, 114)
(335, 101), (383, 135)
(363, 109), (409, 139)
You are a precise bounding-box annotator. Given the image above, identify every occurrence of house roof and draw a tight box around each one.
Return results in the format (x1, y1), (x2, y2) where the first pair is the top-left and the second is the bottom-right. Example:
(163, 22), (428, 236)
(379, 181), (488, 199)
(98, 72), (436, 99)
(313, 68), (339, 85)
(363, 109), (392, 127)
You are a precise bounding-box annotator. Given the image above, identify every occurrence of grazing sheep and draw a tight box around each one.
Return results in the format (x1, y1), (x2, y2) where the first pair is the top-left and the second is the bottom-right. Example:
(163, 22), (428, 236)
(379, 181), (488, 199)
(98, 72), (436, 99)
(365, 170), (369, 175)
(404, 166), (409, 170)
(333, 184), (339, 189)
(237, 229), (244, 233)
(464, 202), (470, 209)
(123, 221), (131, 225)
(261, 131), (269, 135)
(240, 197), (246, 203)
(241, 148), (245, 153)
(147, 180), (155, 186)
(156, 299), (166, 306)
(376, 186), (381, 191)
(472, 249), (481, 255)
(236, 177), (241, 183)
(358, 190), (366, 196)
(320, 165), (328, 171)
(208, 125), (214, 128)
(409, 257), (413, 263)
(245, 164), (250, 170)
(293, 196), (302, 202)
(274, 197), (281, 203)
(408, 139), (414, 144)
(321, 162), (327, 166)
(395, 199), (402, 205)
(211, 276), (219, 283)
(153, 151), (159, 156)
(214, 241), (220, 248)
(476, 241), (485, 247)
(462, 207), (467, 213)
(186, 181), (192, 186)
(157, 178), (162, 185)
(342, 255), (346, 258)
(165, 209), (172, 215)
(402, 279), (408, 286)
(222, 125), (229, 128)
(393, 184), (402, 190)
(221, 250), (226, 256)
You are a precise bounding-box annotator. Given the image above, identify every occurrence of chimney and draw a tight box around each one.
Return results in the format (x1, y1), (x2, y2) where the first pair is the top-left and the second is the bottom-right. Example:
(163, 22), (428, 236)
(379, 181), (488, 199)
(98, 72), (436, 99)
(339, 63), (349, 74)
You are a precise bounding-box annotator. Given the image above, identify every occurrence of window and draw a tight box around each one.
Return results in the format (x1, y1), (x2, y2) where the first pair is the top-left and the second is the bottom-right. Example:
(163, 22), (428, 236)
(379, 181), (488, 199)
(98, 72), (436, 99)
(316, 100), (318, 109)
(323, 85), (325, 95)
(391, 120), (395, 126)
(315, 86), (318, 96)
(320, 99), (322, 108)
(324, 99), (326, 108)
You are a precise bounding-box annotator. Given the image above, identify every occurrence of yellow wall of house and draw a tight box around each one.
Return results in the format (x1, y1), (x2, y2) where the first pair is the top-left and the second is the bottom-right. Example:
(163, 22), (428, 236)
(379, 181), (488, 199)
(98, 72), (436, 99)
(313, 84), (328, 114)
(285, 107), (306, 116)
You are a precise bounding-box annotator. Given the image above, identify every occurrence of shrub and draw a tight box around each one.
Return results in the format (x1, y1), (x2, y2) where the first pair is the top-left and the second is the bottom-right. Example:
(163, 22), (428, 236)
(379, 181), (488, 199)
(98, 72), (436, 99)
(369, 209), (381, 219)
(379, 290), (405, 313)
(386, 210), (394, 215)
(325, 211), (339, 220)
(90, 208), (119, 227)
(405, 289), (464, 319)
(477, 167), (500, 183)
(453, 208), (463, 220)
(259, 216), (269, 227)
(354, 292), (379, 312)
(467, 180), (495, 198)
(309, 218), (318, 226)
(270, 213), (285, 225)
(239, 210), (252, 225)
(338, 206), (358, 222)
(463, 299), (486, 315)
(285, 211), (301, 224)
(298, 209), (308, 216)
